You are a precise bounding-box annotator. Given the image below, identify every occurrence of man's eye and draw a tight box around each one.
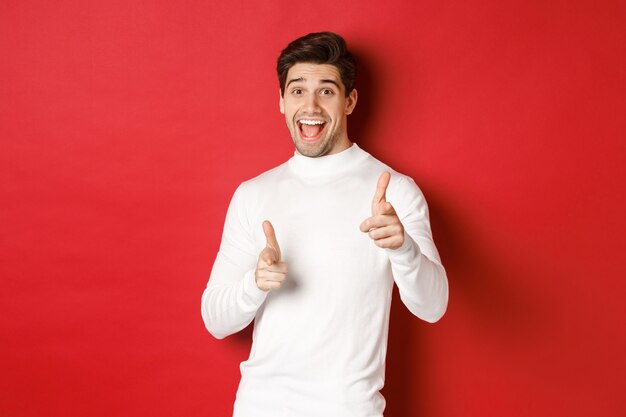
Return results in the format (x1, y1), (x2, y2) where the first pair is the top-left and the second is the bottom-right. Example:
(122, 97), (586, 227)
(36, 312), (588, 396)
(292, 89), (302, 95)
(320, 89), (333, 95)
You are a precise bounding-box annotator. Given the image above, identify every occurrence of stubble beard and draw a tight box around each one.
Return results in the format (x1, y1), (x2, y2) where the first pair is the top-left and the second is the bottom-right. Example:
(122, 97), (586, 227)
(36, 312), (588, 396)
(292, 134), (336, 158)
(288, 119), (338, 158)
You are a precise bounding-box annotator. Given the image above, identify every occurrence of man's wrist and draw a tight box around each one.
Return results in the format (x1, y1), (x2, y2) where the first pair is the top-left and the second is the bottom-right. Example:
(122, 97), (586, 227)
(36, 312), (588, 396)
(244, 268), (268, 304)
(385, 231), (419, 259)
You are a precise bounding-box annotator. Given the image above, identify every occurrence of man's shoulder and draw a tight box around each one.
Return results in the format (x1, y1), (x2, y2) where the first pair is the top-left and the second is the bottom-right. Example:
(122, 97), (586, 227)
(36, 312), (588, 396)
(360, 151), (415, 185)
(359, 150), (425, 206)
(249, 160), (291, 183)
(235, 160), (290, 195)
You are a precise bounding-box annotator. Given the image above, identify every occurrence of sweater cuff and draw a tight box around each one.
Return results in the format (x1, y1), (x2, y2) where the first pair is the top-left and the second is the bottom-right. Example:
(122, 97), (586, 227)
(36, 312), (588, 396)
(242, 268), (268, 307)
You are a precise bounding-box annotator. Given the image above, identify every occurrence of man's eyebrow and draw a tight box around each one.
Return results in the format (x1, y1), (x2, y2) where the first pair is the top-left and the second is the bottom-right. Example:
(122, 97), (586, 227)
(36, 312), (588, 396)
(286, 77), (304, 88)
(320, 79), (341, 88)
(285, 77), (341, 89)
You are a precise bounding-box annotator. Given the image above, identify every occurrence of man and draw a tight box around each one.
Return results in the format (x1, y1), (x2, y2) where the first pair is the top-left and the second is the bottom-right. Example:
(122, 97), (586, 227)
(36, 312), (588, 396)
(201, 32), (448, 417)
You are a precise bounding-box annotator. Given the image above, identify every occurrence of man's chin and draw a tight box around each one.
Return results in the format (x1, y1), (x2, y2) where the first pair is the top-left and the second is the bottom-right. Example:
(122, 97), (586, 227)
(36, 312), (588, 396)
(294, 139), (330, 158)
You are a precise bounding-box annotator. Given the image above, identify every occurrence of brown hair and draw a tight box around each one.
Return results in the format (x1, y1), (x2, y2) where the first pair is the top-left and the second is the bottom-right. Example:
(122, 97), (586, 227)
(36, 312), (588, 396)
(277, 32), (357, 97)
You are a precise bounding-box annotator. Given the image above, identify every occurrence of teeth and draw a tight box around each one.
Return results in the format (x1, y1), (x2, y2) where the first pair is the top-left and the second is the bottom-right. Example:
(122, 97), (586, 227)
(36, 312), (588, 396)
(299, 120), (325, 125)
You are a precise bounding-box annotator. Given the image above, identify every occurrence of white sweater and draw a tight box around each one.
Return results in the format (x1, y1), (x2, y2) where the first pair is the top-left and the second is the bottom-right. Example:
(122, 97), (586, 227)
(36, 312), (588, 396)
(201, 144), (448, 417)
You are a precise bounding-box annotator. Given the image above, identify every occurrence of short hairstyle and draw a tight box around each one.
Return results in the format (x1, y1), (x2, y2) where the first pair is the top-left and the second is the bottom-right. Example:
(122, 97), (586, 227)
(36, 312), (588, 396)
(277, 32), (357, 97)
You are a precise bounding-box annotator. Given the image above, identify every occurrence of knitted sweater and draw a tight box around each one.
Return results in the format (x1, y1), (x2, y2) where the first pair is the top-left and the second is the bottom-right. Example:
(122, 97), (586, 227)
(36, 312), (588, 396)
(202, 144), (448, 417)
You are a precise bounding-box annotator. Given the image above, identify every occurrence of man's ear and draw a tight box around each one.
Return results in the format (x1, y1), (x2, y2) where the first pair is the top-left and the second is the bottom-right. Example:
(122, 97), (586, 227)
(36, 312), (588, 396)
(279, 88), (285, 114)
(345, 88), (358, 115)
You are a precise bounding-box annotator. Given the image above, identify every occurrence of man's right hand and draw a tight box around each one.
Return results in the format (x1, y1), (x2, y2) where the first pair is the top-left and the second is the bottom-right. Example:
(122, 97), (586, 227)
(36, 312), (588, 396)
(255, 220), (288, 292)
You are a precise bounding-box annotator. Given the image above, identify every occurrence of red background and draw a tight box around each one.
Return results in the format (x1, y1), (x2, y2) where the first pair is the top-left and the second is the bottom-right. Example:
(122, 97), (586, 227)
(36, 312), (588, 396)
(1, 1), (625, 416)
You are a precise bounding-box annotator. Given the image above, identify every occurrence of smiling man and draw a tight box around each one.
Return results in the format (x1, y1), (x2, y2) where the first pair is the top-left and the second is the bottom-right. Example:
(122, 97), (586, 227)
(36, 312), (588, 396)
(280, 62), (356, 157)
(201, 32), (448, 417)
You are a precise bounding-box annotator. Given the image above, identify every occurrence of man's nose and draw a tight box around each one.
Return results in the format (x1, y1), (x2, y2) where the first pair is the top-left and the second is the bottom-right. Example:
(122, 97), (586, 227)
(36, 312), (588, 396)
(302, 93), (321, 113)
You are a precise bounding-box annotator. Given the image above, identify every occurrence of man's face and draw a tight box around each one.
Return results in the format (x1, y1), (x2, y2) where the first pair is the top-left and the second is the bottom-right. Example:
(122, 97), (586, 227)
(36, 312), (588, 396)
(280, 63), (357, 157)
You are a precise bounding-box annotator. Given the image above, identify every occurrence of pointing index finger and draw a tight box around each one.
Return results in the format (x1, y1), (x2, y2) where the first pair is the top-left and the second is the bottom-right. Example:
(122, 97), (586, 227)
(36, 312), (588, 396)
(262, 220), (281, 261)
(373, 171), (391, 208)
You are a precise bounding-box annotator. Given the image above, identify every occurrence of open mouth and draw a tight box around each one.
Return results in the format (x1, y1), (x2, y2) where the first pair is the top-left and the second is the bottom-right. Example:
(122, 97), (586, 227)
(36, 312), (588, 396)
(298, 119), (326, 141)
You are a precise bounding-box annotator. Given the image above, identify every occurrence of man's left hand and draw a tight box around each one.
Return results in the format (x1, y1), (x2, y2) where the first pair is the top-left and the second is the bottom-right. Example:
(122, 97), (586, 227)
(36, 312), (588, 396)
(359, 171), (405, 250)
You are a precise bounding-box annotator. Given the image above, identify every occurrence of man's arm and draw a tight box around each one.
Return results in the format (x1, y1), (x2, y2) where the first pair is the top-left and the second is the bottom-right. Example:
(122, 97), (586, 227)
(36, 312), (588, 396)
(360, 172), (449, 323)
(201, 185), (288, 339)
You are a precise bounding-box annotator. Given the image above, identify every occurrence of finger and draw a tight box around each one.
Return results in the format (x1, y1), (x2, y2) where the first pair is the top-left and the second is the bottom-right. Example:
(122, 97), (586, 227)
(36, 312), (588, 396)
(360, 213), (398, 232)
(260, 280), (283, 291)
(260, 247), (278, 266)
(267, 261), (288, 274)
(374, 201), (396, 216)
(258, 270), (287, 282)
(262, 220), (281, 260)
(372, 171), (391, 211)
(373, 235), (404, 249)
(359, 219), (369, 233)
(260, 260), (288, 274)
(367, 224), (404, 240)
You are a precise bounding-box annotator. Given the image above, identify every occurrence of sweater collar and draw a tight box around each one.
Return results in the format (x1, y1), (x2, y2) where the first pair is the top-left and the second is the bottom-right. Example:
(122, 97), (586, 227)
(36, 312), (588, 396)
(288, 143), (369, 178)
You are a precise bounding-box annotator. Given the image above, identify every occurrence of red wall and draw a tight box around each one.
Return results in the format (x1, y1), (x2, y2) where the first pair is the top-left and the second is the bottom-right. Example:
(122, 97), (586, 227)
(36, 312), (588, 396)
(1, 1), (624, 416)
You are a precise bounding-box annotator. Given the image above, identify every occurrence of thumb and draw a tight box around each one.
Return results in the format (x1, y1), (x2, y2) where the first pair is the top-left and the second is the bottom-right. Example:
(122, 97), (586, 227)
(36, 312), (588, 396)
(372, 171), (391, 214)
(262, 220), (281, 261)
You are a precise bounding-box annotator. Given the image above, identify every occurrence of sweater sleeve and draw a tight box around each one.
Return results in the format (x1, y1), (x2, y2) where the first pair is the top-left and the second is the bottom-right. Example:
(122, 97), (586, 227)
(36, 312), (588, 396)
(201, 184), (268, 339)
(386, 176), (449, 323)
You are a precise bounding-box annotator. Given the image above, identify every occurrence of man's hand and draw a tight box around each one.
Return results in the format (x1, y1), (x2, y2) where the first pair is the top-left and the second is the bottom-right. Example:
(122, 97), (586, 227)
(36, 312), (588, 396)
(256, 220), (288, 291)
(359, 171), (405, 249)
